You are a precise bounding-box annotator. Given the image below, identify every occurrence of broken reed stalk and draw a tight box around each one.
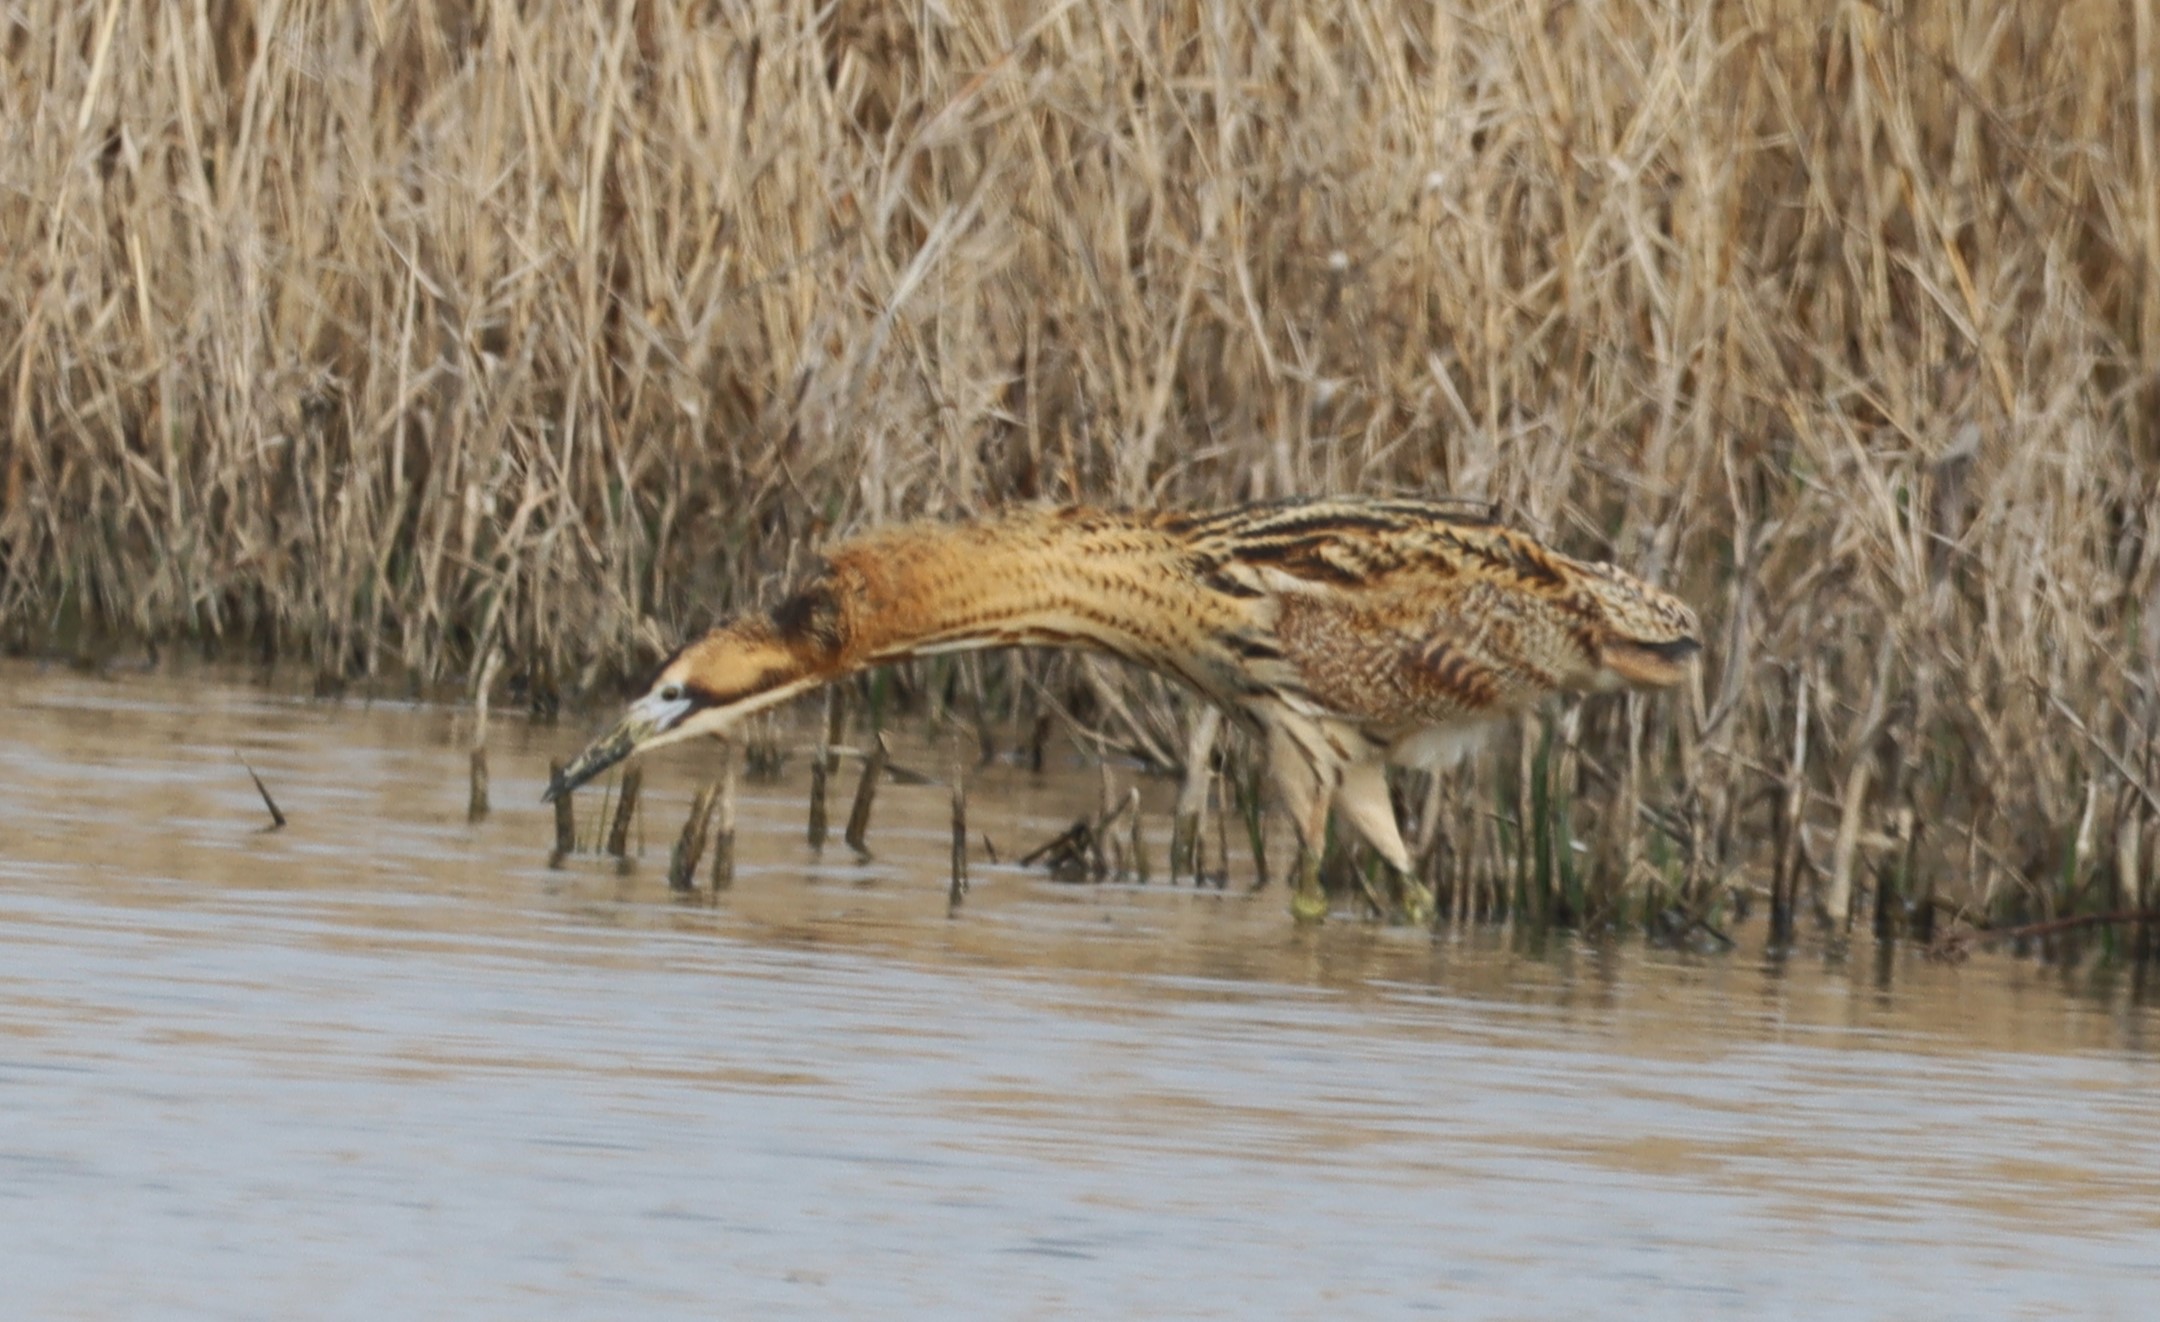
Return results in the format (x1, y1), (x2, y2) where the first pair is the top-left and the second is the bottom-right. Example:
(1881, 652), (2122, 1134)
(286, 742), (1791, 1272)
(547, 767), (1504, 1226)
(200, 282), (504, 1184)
(2115, 796), (2144, 918)
(1412, 771), (1449, 917)
(743, 715), (786, 782)
(1125, 787), (1148, 883)
(1098, 763), (1124, 877)
(549, 759), (575, 859)
(605, 765), (642, 858)
(805, 754), (829, 847)
(1170, 708), (1221, 884)
(1235, 759), (1271, 892)
(1522, 716), (1554, 926)
(1026, 713), (1054, 775)
(1771, 673), (1811, 947)
(844, 731), (889, 856)
(468, 749), (489, 822)
(1508, 711), (1581, 927)
(467, 648), (502, 823)
(668, 783), (720, 891)
(961, 662), (999, 767)
(1211, 774), (1232, 890)
(1019, 781), (1145, 883)
(1827, 640), (1894, 933)
(1912, 814), (1942, 946)
(237, 754), (287, 830)
(710, 757), (737, 890)
(1019, 820), (1097, 880)
(807, 689), (841, 848)
(1351, 854), (1391, 920)
(949, 758), (969, 910)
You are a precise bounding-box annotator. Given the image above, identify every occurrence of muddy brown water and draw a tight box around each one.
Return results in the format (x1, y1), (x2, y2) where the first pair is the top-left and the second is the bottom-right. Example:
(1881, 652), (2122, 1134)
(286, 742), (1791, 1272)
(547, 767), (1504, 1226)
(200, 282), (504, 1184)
(1, 664), (2155, 1318)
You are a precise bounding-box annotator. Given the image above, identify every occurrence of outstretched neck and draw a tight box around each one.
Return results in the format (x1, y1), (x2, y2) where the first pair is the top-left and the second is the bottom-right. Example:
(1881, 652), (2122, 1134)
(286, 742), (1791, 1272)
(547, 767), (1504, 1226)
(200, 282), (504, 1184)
(831, 508), (1190, 664)
(664, 508), (1194, 722)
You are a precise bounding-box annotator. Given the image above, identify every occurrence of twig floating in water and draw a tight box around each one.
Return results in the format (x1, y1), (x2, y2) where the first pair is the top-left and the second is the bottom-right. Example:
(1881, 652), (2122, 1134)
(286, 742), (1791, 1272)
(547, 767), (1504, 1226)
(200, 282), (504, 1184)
(237, 754), (287, 831)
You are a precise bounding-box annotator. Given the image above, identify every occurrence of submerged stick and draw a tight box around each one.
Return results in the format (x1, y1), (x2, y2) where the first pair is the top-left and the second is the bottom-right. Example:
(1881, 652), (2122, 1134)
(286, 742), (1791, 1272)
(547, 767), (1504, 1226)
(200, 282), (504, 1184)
(844, 731), (890, 857)
(1936, 909), (2160, 957)
(1019, 819), (1096, 880)
(949, 758), (969, 911)
(548, 759), (575, 857)
(237, 754), (287, 830)
(1019, 784), (1141, 883)
(605, 765), (642, 857)
(668, 783), (720, 891)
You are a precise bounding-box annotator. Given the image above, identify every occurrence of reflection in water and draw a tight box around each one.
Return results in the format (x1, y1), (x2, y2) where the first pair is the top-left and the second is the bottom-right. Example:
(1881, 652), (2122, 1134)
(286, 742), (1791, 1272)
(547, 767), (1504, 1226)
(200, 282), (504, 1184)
(0, 664), (2155, 1318)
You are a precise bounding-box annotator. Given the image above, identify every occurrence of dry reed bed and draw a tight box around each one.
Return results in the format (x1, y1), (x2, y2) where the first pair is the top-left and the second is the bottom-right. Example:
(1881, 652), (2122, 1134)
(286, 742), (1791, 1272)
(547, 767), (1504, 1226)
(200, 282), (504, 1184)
(2, 1), (2155, 939)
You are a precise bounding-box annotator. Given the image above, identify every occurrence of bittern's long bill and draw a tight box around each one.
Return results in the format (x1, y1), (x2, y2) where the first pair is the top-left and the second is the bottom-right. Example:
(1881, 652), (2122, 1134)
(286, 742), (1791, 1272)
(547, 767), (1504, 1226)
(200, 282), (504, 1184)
(546, 496), (1700, 917)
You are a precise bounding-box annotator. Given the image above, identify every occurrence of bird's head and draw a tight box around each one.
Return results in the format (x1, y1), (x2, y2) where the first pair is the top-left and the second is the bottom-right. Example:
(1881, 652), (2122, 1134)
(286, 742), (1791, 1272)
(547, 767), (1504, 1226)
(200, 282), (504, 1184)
(1579, 561), (1702, 690)
(542, 621), (815, 802)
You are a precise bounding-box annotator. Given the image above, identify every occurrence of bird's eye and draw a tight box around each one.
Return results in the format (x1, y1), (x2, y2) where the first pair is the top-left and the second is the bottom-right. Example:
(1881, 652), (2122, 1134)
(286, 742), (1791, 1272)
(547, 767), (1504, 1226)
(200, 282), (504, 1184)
(659, 683), (683, 703)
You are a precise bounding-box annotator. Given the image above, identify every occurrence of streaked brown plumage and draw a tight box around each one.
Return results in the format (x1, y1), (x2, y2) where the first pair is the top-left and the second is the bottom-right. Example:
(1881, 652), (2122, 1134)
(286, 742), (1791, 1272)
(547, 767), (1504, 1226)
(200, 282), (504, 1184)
(548, 496), (1700, 917)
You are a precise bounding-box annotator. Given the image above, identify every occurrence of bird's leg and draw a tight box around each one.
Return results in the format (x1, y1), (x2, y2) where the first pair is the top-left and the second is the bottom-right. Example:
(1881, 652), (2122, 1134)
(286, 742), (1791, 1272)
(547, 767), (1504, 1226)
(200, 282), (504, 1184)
(1289, 792), (1332, 923)
(1392, 861), (1436, 928)
(1268, 724), (1335, 922)
(1330, 759), (1433, 925)
(1389, 860), (1435, 928)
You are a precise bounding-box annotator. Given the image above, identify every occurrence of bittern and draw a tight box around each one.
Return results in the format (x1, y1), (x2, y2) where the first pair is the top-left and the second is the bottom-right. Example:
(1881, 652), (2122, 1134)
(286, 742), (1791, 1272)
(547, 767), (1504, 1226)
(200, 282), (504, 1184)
(546, 496), (1700, 918)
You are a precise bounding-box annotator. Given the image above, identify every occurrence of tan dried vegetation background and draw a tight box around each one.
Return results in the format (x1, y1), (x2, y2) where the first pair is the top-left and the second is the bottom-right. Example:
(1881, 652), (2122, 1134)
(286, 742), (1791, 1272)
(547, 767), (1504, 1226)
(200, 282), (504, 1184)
(2, 1), (2155, 933)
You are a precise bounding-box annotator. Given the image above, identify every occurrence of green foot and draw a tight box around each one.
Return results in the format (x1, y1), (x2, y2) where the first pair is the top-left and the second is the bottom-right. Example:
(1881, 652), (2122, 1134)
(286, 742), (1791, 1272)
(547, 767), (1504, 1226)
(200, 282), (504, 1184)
(1290, 853), (1329, 922)
(1291, 883), (1330, 922)
(1397, 876), (1435, 928)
